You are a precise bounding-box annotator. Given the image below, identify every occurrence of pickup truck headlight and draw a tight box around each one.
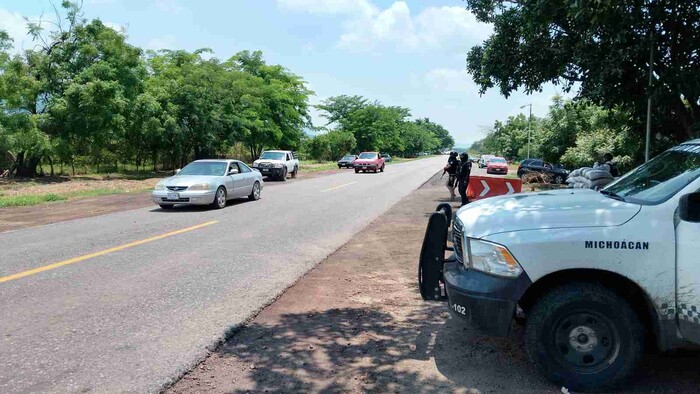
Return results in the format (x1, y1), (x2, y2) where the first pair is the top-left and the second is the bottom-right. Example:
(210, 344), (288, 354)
(466, 238), (523, 278)
(154, 182), (166, 190)
(188, 183), (211, 191)
(272, 163), (284, 168)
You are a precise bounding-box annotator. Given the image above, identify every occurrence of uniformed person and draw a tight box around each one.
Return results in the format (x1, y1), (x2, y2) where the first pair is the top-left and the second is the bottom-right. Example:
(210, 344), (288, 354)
(602, 153), (620, 177)
(444, 152), (460, 199)
(457, 152), (471, 206)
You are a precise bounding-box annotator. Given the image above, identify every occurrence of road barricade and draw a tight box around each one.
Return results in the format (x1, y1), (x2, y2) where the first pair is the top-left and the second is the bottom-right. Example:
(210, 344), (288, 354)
(467, 176), (522, 201)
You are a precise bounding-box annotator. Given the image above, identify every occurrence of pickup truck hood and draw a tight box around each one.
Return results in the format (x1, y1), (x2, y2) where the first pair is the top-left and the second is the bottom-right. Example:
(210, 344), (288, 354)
(253, 159), (283, 166)
(457, 188), (641, 239)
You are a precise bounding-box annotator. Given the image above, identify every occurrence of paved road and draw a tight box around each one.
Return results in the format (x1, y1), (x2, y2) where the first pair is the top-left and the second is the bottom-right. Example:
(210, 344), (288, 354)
(0, 156), (444, 393)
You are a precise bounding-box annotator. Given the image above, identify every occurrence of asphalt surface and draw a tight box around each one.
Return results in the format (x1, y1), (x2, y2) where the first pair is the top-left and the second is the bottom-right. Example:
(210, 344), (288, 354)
(0, 156), (444, 393)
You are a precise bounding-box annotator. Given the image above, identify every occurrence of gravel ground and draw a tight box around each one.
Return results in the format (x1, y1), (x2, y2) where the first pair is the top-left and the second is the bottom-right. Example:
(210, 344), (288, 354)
(168, 173), (700, 394)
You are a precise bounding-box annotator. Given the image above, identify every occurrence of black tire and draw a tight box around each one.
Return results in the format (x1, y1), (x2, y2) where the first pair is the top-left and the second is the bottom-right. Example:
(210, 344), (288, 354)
(355, 168), (359, 173)
(248, 181), (261, 201)
(554, 175), (564, 184)
(292, 166), (298, 178)
(525, 282), (644, 392)
(380, 164), (385, 172)
(159, 204), (174, 210)
(280, 168), (287, 181)
(212, 187), (227, 209)
(338, 165), (342, 169)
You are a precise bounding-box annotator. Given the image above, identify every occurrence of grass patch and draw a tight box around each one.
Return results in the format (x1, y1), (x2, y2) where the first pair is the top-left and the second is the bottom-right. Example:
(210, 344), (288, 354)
(0, 193), (67, 208)
(300, 161), (340, 173)
(0, 187), (151, 209)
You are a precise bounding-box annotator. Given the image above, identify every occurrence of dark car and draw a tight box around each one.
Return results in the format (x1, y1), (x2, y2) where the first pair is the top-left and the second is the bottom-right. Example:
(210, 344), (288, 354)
(337, 155), (358, 169)
(380, 153), (392, 162)
(517, 158), (569, 184)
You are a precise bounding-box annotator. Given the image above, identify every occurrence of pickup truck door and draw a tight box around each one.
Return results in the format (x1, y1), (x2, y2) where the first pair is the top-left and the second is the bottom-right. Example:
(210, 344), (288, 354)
(676, 195), (700, 344)
(285, 152), (293, 172)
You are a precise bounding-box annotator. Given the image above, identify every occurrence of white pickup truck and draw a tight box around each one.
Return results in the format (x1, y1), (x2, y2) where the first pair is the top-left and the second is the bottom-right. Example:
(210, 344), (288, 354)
(252, 150), (299, 181)
(419, 139), (700, 392)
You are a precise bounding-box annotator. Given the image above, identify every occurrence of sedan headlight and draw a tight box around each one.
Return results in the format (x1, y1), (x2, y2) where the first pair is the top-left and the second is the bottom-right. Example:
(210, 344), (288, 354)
(272, 163), (284, 168)
(154, 182), (166, 190)
(464, 238), (523, 278)
(188, 183), (211, 191)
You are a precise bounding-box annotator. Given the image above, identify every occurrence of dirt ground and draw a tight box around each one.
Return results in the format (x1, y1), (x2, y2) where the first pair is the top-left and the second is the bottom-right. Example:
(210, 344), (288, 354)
(0, 169), (348, 233)
(166, 174), (700, 394)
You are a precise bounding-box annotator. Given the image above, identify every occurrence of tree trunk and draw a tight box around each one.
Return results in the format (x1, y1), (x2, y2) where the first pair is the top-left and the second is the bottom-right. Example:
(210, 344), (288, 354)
(13, 152), (41, 177)
(48, 156), (54, 177)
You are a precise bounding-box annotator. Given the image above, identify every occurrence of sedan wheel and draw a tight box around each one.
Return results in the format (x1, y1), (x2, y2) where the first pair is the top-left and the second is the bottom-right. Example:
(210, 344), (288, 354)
(212, 187), (227, 209)
(554, 175), (564, 184)
(249, 181), (261, 201)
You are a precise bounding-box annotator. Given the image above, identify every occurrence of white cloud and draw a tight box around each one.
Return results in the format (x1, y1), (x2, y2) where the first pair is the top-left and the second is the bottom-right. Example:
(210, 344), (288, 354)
(0, 8), (32, 52)
(155, 0), (183, 13)
(103, 21), (126, 34)
(425, 68), (475, 93)
(277, 0), (491, 53)
(278, 0), (376, 17)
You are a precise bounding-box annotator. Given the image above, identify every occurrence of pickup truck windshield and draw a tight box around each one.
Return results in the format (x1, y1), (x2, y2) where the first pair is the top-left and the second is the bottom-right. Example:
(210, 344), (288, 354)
(491, 158), (506, 163)
(178, 162), (226, 176)
(603, 144), (700, 205)
(260, 152), (285, 160)
(359, 153), (377, 159)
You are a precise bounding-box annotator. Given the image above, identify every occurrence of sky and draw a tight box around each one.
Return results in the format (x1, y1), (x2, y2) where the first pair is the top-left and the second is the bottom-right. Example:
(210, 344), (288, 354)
(0, 0), (573, 147)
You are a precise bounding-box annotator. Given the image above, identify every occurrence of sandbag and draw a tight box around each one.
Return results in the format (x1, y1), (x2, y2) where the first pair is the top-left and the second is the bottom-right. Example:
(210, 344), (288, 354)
(585, 169), (613, 181)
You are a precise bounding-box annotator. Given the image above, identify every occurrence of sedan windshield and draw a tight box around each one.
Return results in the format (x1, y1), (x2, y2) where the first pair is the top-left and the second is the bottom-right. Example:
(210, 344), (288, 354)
(342, 156), (355, 160)
(359, 153), (377, 159)
(603, 144), (700, 205)
(491, 158), (506, 163)
(260, 152), (285, 160)
(178, 162), (226, 176)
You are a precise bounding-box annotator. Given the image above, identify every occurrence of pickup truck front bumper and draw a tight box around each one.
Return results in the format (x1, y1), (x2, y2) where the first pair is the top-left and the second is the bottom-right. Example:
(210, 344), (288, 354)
(255, 167), (285, 178)
(418, 203), (531, 337)
(443, 261), (531, 336)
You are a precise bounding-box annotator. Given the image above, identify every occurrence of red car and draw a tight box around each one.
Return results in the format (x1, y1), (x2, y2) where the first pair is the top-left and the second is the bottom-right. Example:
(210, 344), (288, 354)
(354, 152), (385, 173)
(486, 157), (509, 175)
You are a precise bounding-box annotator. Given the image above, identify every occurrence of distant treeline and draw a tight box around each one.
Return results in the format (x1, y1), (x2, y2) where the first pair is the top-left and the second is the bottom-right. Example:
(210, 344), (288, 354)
(0, 2), (455, 177)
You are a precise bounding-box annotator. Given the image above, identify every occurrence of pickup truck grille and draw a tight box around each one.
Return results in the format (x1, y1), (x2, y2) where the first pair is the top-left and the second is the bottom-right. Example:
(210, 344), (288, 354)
(257, 162), (272, 168)
(453, 219), (464, 263)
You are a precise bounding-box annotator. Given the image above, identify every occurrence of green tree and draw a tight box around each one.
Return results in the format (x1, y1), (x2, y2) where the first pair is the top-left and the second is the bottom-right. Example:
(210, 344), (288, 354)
(465, 0), (700, 145)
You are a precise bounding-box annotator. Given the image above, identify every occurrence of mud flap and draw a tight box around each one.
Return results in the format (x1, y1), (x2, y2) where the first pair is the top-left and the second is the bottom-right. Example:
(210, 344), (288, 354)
(418, 205), (451, 301)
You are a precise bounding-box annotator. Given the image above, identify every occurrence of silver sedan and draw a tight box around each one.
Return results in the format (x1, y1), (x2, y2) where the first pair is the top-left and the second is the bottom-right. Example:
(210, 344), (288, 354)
(152, 160), (264, 209)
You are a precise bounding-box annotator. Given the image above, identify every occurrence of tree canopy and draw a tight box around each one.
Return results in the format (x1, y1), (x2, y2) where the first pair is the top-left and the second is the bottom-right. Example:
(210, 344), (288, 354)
(465, 0), (700, 146)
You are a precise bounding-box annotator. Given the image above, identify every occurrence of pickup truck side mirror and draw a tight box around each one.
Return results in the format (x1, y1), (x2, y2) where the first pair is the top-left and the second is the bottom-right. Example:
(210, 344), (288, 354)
(679, 192), (700, 223)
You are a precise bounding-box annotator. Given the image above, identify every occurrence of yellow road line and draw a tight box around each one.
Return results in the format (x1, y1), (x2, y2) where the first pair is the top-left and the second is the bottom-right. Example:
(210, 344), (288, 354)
(321, 182), (358, 193)
(0, 221), (218, 284)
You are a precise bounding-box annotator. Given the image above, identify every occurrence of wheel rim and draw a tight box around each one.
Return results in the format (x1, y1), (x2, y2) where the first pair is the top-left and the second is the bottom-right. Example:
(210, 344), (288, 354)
(556, 176), (563, 183)
(550, 310), (621, 374)
(253, 183), (260, 198)
(217, 189), (226, 206)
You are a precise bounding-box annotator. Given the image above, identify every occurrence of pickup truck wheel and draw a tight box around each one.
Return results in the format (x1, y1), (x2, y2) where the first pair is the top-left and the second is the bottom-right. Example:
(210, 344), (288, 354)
(292, 166), (298, 178)
(280, 168), (287, 181)
(212, 187), (227, 209)
(525, 282), (644, 392)
(554, 175), (564, 184)
(248, 181), (261, 201)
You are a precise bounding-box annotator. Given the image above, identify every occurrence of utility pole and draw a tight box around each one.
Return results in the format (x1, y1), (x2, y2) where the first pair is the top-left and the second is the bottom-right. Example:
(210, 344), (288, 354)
(520, 104), (533, 159)
(645, 31), (654, 162)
